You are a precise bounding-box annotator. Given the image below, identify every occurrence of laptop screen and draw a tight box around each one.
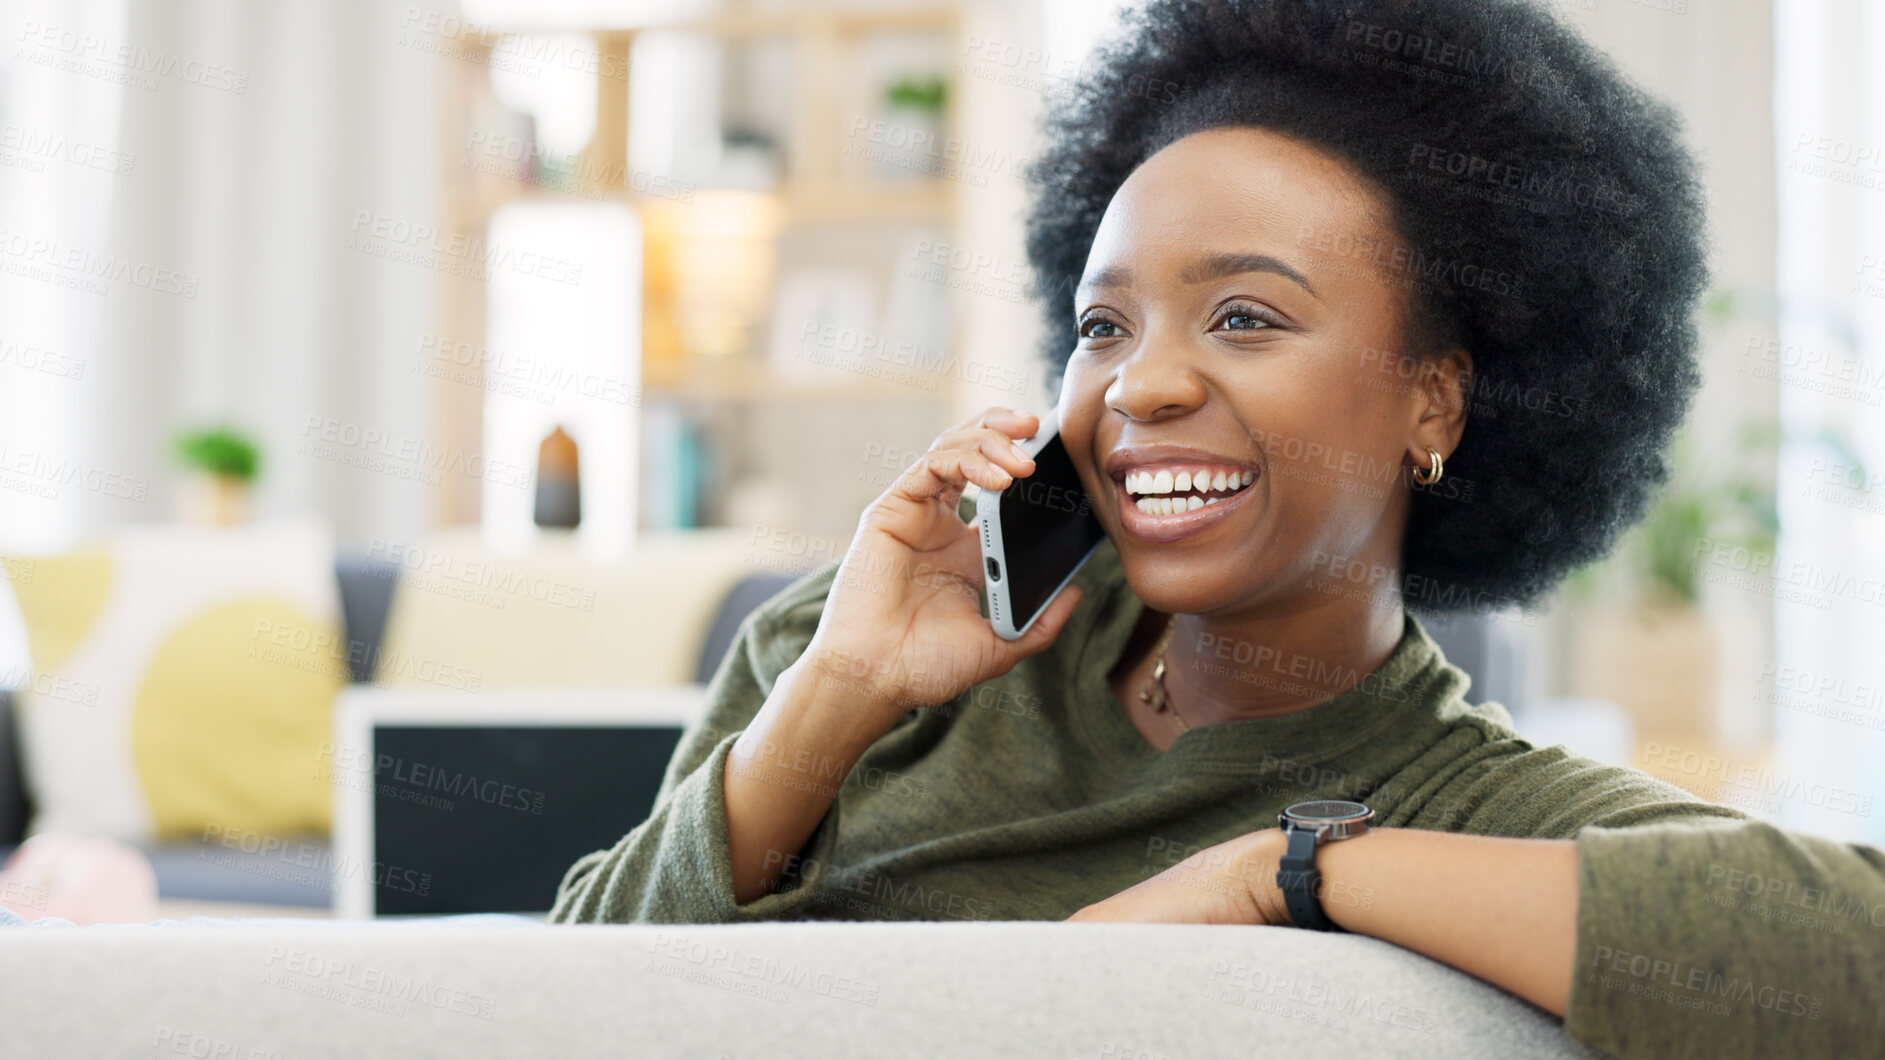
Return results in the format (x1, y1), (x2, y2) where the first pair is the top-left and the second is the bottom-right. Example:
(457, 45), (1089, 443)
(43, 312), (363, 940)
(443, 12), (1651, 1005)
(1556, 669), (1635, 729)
(370, 724), (683, 915)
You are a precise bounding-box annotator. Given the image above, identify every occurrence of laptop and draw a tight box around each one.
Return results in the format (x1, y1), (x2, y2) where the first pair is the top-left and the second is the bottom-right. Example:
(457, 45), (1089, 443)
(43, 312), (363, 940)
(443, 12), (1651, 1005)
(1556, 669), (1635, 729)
(330, 685), (707, 919)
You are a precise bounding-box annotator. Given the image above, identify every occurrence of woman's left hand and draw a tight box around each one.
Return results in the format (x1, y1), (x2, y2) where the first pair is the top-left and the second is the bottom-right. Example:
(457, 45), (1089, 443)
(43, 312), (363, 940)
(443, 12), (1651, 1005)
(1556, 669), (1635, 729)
(1066, 830), (1288, 924)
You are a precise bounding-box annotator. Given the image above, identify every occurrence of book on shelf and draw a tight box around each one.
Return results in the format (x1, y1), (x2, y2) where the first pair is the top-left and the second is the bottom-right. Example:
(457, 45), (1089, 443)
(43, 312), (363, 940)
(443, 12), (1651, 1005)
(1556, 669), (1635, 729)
(640, 401), (708, 531)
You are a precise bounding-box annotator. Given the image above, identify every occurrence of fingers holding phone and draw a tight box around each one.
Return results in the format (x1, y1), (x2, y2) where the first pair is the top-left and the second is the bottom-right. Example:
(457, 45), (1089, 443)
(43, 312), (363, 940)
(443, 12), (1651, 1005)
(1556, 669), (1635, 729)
(885, 407), (1038, 541)
(976, 409), (1106, 642)
(806, 406), (1086, 722)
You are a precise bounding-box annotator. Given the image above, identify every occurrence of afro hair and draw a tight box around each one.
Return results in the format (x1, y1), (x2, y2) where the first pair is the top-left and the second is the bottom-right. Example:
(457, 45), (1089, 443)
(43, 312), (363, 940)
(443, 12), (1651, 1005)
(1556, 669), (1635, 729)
(1023, 0), (1711, 613)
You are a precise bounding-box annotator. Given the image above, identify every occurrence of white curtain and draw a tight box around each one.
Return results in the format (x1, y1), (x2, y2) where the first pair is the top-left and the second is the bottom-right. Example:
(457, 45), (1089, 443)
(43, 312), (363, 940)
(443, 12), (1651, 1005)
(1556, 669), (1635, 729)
(0, 0), (131, 683)
(1774, 0), (1885, 845)
(0, 0), (445, 553)
(0, 0), (128, 552)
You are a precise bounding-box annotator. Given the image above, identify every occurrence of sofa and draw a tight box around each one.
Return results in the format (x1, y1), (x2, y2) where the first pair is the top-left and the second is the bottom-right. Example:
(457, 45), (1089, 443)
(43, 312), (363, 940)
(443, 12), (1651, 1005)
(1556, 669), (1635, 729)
(0, 918), (1601, 1059)
(0, 544), (1592, 1056)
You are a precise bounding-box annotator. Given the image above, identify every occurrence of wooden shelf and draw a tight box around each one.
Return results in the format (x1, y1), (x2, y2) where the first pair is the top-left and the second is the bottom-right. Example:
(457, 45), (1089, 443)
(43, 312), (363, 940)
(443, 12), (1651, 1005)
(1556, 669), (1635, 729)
(784, 182), (954, 224)
(446, 178), (954, 227)
(433, 6), (967, 535)
(642, 356), (950, 404)
(462, 5), (958, 41)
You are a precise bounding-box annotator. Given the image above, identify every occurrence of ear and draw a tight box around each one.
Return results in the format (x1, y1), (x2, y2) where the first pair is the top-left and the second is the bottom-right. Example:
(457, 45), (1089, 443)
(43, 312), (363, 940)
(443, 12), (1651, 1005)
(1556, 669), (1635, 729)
(1406, 347), (1473, 471)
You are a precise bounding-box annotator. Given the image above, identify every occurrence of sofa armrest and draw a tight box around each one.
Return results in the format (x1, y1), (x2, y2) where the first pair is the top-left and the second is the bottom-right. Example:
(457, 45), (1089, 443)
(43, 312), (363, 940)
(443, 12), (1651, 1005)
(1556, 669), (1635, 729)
(0, 920), (1597, 1058)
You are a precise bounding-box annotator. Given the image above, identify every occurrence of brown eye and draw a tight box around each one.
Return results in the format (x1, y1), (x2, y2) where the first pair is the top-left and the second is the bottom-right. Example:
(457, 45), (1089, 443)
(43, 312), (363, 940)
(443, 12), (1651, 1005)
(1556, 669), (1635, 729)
(1216, 303), (1278, 331)
(1078, 315), (1124, 339)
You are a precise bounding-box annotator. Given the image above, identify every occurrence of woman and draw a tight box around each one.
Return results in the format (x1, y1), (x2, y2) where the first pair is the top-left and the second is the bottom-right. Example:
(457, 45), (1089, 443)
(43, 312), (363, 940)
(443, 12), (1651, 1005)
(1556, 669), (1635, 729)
(552, 0), (1883, 1054)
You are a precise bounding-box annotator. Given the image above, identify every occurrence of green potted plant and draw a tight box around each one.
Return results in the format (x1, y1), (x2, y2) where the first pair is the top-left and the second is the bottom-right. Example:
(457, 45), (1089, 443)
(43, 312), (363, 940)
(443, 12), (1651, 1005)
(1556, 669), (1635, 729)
(1561, 281), (1797, 746)
(172, 426), (261, 526)
(1563, 414), (1780, 746)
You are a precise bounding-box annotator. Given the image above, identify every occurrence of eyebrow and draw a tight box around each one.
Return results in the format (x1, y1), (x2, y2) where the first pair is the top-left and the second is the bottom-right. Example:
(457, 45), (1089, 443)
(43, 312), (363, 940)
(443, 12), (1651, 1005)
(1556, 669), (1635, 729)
(1078, 252), (1319, 300)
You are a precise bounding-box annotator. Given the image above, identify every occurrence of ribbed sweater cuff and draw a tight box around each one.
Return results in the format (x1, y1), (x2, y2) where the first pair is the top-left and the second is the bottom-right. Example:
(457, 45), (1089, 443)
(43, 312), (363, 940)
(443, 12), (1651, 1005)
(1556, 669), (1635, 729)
(676, 731), (843, 922)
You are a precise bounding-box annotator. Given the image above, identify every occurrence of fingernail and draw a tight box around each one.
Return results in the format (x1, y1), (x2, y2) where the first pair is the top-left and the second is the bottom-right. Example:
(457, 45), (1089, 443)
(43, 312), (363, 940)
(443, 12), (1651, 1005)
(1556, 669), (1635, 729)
(1011, 441), (1032, 462)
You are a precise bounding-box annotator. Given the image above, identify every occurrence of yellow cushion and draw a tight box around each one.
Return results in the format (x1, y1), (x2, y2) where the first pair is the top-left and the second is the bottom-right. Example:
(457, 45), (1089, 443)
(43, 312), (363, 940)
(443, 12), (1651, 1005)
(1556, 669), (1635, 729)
(132, 598), (339, 838)
(6, 522), (343, 841)
(6, 551), (113, 675)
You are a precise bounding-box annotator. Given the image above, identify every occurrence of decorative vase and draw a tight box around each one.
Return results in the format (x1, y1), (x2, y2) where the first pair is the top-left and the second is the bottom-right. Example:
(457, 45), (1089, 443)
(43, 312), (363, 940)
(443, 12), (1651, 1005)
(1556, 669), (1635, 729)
(534, 426), (581, 529)
(1571, 599), (1718, 744)
(874, 103), (946, 182)
(177, 471), (251, 526)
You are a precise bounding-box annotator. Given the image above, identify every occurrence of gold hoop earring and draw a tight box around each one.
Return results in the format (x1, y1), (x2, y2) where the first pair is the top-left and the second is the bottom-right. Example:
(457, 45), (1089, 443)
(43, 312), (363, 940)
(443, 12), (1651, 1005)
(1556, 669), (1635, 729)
(1412, 447), (1444, 486)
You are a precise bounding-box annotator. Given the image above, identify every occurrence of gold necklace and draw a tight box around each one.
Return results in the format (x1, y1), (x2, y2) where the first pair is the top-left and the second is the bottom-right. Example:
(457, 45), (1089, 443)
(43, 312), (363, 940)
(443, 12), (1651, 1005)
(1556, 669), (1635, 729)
(1136, 614), (1190, 733)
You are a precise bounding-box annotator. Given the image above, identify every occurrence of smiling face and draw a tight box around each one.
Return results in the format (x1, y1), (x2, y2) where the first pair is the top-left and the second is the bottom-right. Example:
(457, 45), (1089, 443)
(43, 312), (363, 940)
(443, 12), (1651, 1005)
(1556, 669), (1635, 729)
(1055, 125), (1470, 618)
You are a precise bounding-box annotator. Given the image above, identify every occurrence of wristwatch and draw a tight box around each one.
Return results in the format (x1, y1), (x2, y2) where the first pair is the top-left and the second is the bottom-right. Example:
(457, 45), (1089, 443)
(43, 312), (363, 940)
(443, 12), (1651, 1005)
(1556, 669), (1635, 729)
(1275, 800), (1374, 931)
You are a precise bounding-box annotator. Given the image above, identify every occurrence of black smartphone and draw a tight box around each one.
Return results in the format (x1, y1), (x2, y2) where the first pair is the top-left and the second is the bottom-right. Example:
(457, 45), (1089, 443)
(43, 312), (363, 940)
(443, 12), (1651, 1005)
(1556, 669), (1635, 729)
(975, 408), (1106, 640)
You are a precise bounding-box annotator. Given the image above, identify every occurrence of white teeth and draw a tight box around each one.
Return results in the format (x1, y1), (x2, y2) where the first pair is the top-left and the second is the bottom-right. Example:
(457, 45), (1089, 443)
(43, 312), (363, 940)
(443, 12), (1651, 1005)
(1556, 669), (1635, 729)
(1124, 465), (1257, 503)
(1135, 494), (1224, 515)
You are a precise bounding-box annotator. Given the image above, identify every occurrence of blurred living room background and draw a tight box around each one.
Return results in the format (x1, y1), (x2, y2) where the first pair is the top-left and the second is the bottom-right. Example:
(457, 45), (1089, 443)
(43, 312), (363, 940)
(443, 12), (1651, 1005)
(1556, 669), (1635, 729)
(0, 0), (1880, 922)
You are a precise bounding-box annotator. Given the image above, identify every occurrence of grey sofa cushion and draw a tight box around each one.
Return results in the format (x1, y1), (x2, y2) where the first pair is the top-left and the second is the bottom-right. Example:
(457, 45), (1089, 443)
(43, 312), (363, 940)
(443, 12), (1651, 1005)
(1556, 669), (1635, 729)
(0, 919), (1599, 1058)
(694, 573), (804, 684)
(333, 554), (400, 684)
(0, 690), (25, 848)
(141, 838), (335, 908)
(0, 837), (336, 911)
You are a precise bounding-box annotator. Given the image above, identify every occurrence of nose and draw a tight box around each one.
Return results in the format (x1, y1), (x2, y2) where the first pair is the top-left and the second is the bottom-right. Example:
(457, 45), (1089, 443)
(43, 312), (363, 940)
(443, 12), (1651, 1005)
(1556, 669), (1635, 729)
(1103, 342), (1207, 421)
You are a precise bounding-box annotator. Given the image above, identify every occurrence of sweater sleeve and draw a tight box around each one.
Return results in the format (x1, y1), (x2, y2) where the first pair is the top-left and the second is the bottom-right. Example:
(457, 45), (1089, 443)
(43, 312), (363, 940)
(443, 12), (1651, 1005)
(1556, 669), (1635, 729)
(1568, 817), (1885, 1060)
(1401, 733), (1885, 1059)
(547, 562), (845, 925)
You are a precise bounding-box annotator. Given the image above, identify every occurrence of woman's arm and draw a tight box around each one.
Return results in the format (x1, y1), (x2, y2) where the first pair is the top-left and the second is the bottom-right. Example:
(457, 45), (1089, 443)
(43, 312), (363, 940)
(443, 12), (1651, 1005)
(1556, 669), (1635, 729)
(723, 648), (900, 904)
(548, 596), (913, 922)
(1067, 827), (1579, 1013)
(555, 409), (1081, 923)
(1074, 818), (1885, 1059)
(1250, 827), (1581, 1015)
(548, 583), (856, 924)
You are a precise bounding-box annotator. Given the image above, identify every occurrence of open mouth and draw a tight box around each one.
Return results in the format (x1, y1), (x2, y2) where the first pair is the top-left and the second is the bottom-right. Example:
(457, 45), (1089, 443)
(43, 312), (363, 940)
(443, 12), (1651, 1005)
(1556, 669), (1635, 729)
(1121, 466), (1257, 516)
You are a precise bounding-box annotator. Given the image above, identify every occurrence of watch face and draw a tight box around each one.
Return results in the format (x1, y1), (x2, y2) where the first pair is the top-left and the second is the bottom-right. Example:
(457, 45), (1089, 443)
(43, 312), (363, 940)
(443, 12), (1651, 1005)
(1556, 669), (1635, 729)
(1285, 799), (1371, 823)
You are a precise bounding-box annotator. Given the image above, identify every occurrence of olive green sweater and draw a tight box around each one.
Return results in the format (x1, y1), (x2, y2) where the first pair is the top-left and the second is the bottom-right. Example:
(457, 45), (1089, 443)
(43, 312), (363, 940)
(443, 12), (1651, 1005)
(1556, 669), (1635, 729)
(551, 514), (1885, 1059)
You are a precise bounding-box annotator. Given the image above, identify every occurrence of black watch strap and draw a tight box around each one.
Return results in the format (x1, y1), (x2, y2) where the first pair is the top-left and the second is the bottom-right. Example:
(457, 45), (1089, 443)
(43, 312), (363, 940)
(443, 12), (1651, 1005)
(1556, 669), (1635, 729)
(1276, 826), (1339, 931)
